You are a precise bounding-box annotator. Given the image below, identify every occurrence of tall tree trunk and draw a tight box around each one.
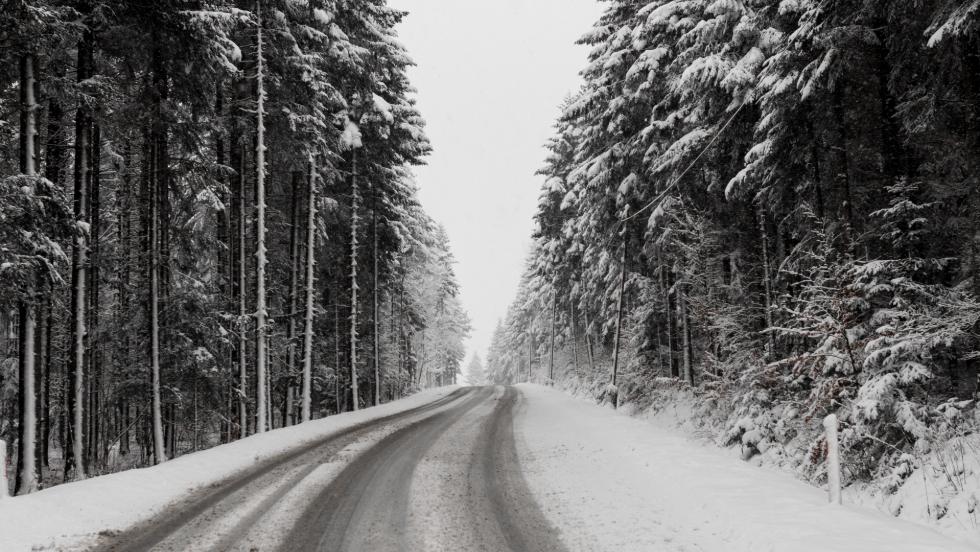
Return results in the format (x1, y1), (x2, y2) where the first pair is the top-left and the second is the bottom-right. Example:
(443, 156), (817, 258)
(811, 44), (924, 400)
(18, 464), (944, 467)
(758, 205), (776, 361)
(569, 296), (579, 377)
(149, 137), (166, 465)
(386, 290), (394, 401)
(67, 29), (93, 481)
(16, 305), (38, 494)
(41, 98), (64, 470)
(148, 29), (168, 465)
(655, 314), (667, 377)
(832, 85), (855, 250)
(286, 170), (301, 425)
(549, 289), (557, 383)
(660, 253), (678, 379)
(34, 302), (45, 477)
(301, 154), (317, 422)
(527, 329), (533, 383)
(398, 276), (406, 391)
(15, 54), (39, 495)
(583, 308), (595, 374)
(137, 138), (151, 460)
(192, 376), (199, 452)
(237, 142), (248, 438)
(372, 181), (380, 406)
(349, 150), (360, 411)
(334, 303), (342, 413)
(88, 122), (102, 469)
(254, 2), (269, 433)
(215, 84), (234, 441)
(679, 278), (693, 386)
(40, 301), (52, 468)
(873, 25), (905, 185)
(151, 30), (172, 456)
(116, 141), (130, 455)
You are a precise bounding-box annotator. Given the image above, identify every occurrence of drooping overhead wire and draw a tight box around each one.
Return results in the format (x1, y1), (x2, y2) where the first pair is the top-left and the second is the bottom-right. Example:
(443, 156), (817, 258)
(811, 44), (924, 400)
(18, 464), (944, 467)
(620, 100), (748, 225)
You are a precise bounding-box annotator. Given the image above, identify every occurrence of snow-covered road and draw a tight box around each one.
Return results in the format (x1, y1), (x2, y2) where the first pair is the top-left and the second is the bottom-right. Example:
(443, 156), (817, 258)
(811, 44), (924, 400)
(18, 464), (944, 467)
(2, 384), (977, 551)
(278, 385), (560, 552)
(0, 386), (467, 551)
(92, 386), (559, 552)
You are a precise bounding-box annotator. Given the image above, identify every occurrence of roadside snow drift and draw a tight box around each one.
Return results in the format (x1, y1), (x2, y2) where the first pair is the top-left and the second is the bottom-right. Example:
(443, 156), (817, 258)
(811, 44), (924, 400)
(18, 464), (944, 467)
(0, 386), (459, 551)
(514, 384), (978, 552)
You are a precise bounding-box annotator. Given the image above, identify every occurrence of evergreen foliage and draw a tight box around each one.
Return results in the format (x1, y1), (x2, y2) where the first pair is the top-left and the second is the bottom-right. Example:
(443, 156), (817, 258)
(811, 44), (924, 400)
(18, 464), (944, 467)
(488, 0), (980, 495)
(0, 0), (468, 493)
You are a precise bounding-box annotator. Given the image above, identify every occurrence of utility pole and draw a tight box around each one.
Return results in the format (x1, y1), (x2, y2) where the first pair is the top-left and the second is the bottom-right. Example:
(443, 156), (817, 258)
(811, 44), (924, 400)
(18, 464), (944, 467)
(611, 224), (628, 407)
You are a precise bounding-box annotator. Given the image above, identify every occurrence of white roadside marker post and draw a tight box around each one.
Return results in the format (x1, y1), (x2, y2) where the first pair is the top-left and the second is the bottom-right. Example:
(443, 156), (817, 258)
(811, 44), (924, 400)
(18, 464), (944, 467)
(0, 439), (8, 498)
(824, 414), (842, 505)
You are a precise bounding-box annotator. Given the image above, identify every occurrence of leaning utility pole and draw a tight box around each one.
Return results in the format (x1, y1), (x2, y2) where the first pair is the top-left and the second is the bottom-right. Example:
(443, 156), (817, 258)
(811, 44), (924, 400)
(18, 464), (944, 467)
(611, 226), (628, 405)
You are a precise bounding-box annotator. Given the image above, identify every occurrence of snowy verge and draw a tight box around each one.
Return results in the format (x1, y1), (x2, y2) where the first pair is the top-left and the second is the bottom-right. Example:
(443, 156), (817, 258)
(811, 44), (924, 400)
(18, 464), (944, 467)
(559, 375), (980, 544)
(513, 384), (978, 552)
(0, 386), (460, 551)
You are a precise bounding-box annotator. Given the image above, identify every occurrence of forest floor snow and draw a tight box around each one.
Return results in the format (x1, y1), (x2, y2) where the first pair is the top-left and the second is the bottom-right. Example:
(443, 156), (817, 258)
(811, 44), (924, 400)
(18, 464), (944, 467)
(514, 383), (979, 552)
(0, 386), (460, 551)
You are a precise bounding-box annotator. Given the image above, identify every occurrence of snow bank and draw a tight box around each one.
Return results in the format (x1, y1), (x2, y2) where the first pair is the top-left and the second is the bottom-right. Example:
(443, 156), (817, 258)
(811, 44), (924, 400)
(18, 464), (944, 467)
(845, 434), (980, 544)
(514, 384), (978, 552)
(0, 386), (459, 551)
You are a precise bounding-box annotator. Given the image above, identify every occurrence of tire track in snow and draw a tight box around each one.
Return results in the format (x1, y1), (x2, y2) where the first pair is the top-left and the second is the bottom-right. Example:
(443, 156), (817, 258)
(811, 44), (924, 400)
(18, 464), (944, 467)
(93, 387), (474, 552)
(279, 385), (565, 552)
(278, 386), (494, 551)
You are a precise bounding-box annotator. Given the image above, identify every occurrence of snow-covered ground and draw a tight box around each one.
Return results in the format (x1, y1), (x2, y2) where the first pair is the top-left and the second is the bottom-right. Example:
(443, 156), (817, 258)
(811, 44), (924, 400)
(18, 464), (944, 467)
(514, 384), (979, 552)
(0, 386), (459, 551)
(844, 434), (980, 543)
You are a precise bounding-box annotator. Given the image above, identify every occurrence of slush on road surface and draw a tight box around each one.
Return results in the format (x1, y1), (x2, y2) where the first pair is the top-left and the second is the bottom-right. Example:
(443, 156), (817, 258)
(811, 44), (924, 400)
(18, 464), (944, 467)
(1, 385), (975, 552)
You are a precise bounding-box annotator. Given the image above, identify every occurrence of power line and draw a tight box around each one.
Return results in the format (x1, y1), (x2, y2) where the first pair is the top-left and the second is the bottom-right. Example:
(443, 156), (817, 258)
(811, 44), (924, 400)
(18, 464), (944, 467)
(621, 100), (748, 224)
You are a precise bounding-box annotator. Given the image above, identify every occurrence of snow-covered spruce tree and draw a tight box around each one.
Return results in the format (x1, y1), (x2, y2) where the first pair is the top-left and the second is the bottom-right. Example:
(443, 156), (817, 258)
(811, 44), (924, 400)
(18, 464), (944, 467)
(0, 2), (74, 490)
(405, 221), (470, 387)
(485, 320), (514, 385)
(843, 181), (980, 475)
(466, 354), (487, 387)
(0, 162), (71, 494)
(495, 0), (980, 510)
(0, 0), (468, 491)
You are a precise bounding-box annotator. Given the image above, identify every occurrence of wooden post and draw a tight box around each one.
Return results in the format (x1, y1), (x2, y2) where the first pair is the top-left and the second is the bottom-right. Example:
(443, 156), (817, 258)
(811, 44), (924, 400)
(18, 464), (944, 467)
(824, 414), (842, 505)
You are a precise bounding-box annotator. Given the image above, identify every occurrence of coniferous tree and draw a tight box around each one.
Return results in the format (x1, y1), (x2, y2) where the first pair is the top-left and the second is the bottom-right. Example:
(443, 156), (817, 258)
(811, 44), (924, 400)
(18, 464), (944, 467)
(488, 0), (980, 501)
(0, 0), (465, 492)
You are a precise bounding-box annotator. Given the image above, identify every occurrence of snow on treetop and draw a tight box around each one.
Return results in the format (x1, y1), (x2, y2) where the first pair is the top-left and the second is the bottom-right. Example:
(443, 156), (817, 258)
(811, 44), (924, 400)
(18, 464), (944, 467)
(340, 119), (362, 149)
(313, 8), (332, 26)
(372, 94), (394, 124)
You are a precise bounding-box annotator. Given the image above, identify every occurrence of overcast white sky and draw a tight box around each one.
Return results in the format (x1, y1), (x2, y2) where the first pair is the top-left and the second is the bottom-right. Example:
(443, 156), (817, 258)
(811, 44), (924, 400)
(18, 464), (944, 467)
(388, 0), (603, 364)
